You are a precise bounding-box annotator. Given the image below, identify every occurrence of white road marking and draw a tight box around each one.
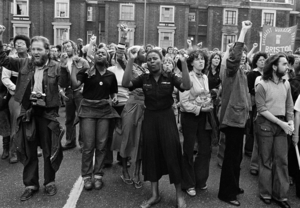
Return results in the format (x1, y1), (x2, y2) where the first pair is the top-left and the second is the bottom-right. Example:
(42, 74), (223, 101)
(63, 176), (84, 208)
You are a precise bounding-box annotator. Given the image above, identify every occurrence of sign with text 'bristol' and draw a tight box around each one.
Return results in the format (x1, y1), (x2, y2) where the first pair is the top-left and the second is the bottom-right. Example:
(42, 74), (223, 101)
(261, 25), (297, 54)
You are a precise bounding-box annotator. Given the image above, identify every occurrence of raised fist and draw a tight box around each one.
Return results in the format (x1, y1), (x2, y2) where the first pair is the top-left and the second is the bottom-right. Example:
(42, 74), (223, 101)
(242, 20), (252, 30)
(120, 24), (131, 37)
(253, 43), (258, 48)
(187, 39), (192, 45)
(90, 35), (97, 45)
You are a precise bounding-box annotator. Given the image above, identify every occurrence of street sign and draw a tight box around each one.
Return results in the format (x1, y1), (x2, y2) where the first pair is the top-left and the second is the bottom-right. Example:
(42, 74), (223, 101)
(261, 25), (297, 54)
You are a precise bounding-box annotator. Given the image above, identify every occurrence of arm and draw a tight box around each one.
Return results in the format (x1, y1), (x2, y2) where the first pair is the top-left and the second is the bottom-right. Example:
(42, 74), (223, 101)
(293, 111), (300, 145)
(220, 44), (231, 80)
(122, 47), (137, 88)
(247, 43), (258, 61)
(286, 82), (294, 126)
(178, 53), (191, 90)
(70, 59), (90, 89)
(1, 67), (16, 95)
(256, 83), (293, 135)
(180, 90), (201, 116)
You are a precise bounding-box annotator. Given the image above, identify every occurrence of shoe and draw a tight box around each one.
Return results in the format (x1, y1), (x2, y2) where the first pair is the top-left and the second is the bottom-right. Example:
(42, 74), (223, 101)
(20, 188), (38, 201)
(274, 200), (291, 208)
(84, 178), (93, 191)
(221, 199), (241, 207)
(120, 175), (133, 185)
(289, 177), (294, 186)
(140, 196), (161, 208)
(186, 188), (196, 197)
(62, 143), (76, 151)
(94, 178), (103, 190)
(260, 197), (271, 205)
(44, 184), (57, 196)
(200, 185), (207, 190)
(238, 188), (244, 194)
(133, 180), (142, 189)
(250, 169), (258, 176)
(1, 149), (9, 159)
(9, 153), (18, 164)
(244, 151), (252, 157)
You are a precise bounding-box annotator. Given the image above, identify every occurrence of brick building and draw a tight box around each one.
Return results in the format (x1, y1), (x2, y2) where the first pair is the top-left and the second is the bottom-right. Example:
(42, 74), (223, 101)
(0, 0), (299, 51)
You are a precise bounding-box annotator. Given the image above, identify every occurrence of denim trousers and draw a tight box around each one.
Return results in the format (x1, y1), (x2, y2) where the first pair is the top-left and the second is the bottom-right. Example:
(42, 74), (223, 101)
(218, 126), (244, 201)
(81, 117), (110, 178)
(65, 89), (82, 146)
(250, 120), (259, 171)
(181, 112), (211, 190)
(256, 116), (289, 201)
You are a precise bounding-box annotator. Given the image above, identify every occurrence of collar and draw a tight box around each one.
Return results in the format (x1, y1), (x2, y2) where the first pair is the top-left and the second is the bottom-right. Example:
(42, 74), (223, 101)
(86, 65), (107, 78)
(269, 77), (285, 84)
(35, 59), (49, 70)
(191, 70), (204, 78)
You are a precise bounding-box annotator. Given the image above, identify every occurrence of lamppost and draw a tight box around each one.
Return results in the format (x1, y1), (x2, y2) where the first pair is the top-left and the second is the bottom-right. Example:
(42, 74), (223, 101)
(143, 0), (146, 45)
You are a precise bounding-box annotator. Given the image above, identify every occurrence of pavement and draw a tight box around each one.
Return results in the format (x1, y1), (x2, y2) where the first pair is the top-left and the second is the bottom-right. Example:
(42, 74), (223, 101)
(0, 107), (299, 208)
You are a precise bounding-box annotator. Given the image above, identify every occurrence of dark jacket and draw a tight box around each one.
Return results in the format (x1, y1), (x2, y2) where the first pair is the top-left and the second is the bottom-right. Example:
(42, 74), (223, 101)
(0, 41), (62, 108)
(219, 42), (251, 129)
(289, 75), (300, 103)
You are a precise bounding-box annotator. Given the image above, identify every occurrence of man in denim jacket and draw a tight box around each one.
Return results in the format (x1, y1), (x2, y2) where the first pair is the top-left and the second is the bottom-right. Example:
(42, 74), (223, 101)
(0, 26), (64, 201)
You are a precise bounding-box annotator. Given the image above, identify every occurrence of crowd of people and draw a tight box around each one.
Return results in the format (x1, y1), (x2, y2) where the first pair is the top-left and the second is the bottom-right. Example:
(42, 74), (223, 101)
(0, 20), (300, 208)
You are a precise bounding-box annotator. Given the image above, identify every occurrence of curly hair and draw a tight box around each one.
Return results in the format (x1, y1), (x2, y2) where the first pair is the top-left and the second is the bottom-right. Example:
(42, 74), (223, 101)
(252, 52), (268, 69)
(14, 34), (30, 48)
(62, 40), (78, 55)
(186, 49), (208, 72)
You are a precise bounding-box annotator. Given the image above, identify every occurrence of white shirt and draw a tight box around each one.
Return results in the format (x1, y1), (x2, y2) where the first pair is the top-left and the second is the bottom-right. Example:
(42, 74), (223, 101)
(294, 95), (300, 112)
(67, 58), (73, 74)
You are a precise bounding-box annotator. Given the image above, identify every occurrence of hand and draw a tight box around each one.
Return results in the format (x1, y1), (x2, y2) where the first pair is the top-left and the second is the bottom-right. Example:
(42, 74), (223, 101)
(90, 35), (97, 45)
(112, 96), (118, 106)
(242, 20), (252, 30)
(226, 43), (234, 51)
(0, 25), (5, 36)
(120, 24), (131, 37)
(128, 47), (139, 60)
(201, 106), (213, 112)
(59, 90), (69, 101)
(253, 43), (258, 48)
(187, 39), (192, 45)
(197, 42), (202, 48)
(279, 121), (294, 135)
(60, 52), (68, 68)
(292, 135), (299, 146)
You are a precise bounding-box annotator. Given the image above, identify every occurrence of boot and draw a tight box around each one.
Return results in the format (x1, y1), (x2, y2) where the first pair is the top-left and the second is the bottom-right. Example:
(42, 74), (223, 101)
(9, 152), (18, 164)
(1, 136), (10, 159)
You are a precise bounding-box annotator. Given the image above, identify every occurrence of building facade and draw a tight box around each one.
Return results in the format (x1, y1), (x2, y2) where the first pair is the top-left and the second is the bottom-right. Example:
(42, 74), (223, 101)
(0, 0), (299, 51)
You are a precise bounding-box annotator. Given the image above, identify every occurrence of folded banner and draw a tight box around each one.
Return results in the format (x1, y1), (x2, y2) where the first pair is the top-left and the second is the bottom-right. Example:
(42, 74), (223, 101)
(261, 25), (297, 54)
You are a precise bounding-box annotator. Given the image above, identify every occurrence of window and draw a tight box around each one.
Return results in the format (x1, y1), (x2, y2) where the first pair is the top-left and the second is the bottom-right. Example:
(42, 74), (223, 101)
(223, 9), (238, 25)
(14, 0), (29, 16)
(160, 6), (175, 23)
(262, 10), (276, 26)
(55, 0), (69, 18)
(13, 26), (29, 37)
(188, 13), (196, 22)
(120, 4), (135, 21)
(87, 7), (93, 21)
(222, 34), (237, 51)
(87, 31), (93, 44)
(250, 0), (293, 4)
(53, 27), (69, 45)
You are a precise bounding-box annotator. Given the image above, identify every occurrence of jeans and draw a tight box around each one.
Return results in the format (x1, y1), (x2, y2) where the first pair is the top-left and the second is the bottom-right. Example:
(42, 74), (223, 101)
(250, 120), (259, 171)
(256, 116), (289, 201)
(22, 115), (57, 188)
(81, 118), (110, 178)
(218, 126), (244, 201)
(65, 89), (82, 146)
(181, 112), (211, 190)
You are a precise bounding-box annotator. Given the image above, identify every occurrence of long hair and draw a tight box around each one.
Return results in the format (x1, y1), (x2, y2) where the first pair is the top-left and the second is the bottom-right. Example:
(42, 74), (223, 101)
(186, 49), (208, 72)
(205, 52), (222, 75)
(252, 51), (268, 69)
(262, 54), (287, 81)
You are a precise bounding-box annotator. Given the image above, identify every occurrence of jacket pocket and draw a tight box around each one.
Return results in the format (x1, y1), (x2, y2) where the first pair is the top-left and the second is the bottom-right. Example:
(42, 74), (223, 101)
(257, 124), (272, 137)
(227, 105), (247, 124)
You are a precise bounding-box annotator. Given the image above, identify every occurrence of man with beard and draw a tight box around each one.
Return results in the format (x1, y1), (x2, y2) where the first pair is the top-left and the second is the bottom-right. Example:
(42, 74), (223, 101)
(1, 35), (31, 163)
(60, 40), (89, 151)
(0, 25), (65, 201)
(255, 54), (294, 208)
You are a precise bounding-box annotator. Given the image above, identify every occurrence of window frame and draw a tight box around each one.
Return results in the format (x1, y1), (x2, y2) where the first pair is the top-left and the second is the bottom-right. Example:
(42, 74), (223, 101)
(14, 0), (29, 17)
(53, 26), (70, 45)
(223, 8), (238, 26)
(119, 3), (135, 21)
(55, 0), (70, 18)
(87, 6), (93, 21)
(250, 0), (294, 4)
(221, 33), (237, 52)
(159, 5), (175, 23)
(13, 24), (30, 37)
(261, 10), (276, 27)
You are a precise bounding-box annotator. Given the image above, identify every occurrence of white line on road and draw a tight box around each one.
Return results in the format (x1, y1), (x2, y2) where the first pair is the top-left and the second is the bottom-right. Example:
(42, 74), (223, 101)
(63, 176), (84, 208)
